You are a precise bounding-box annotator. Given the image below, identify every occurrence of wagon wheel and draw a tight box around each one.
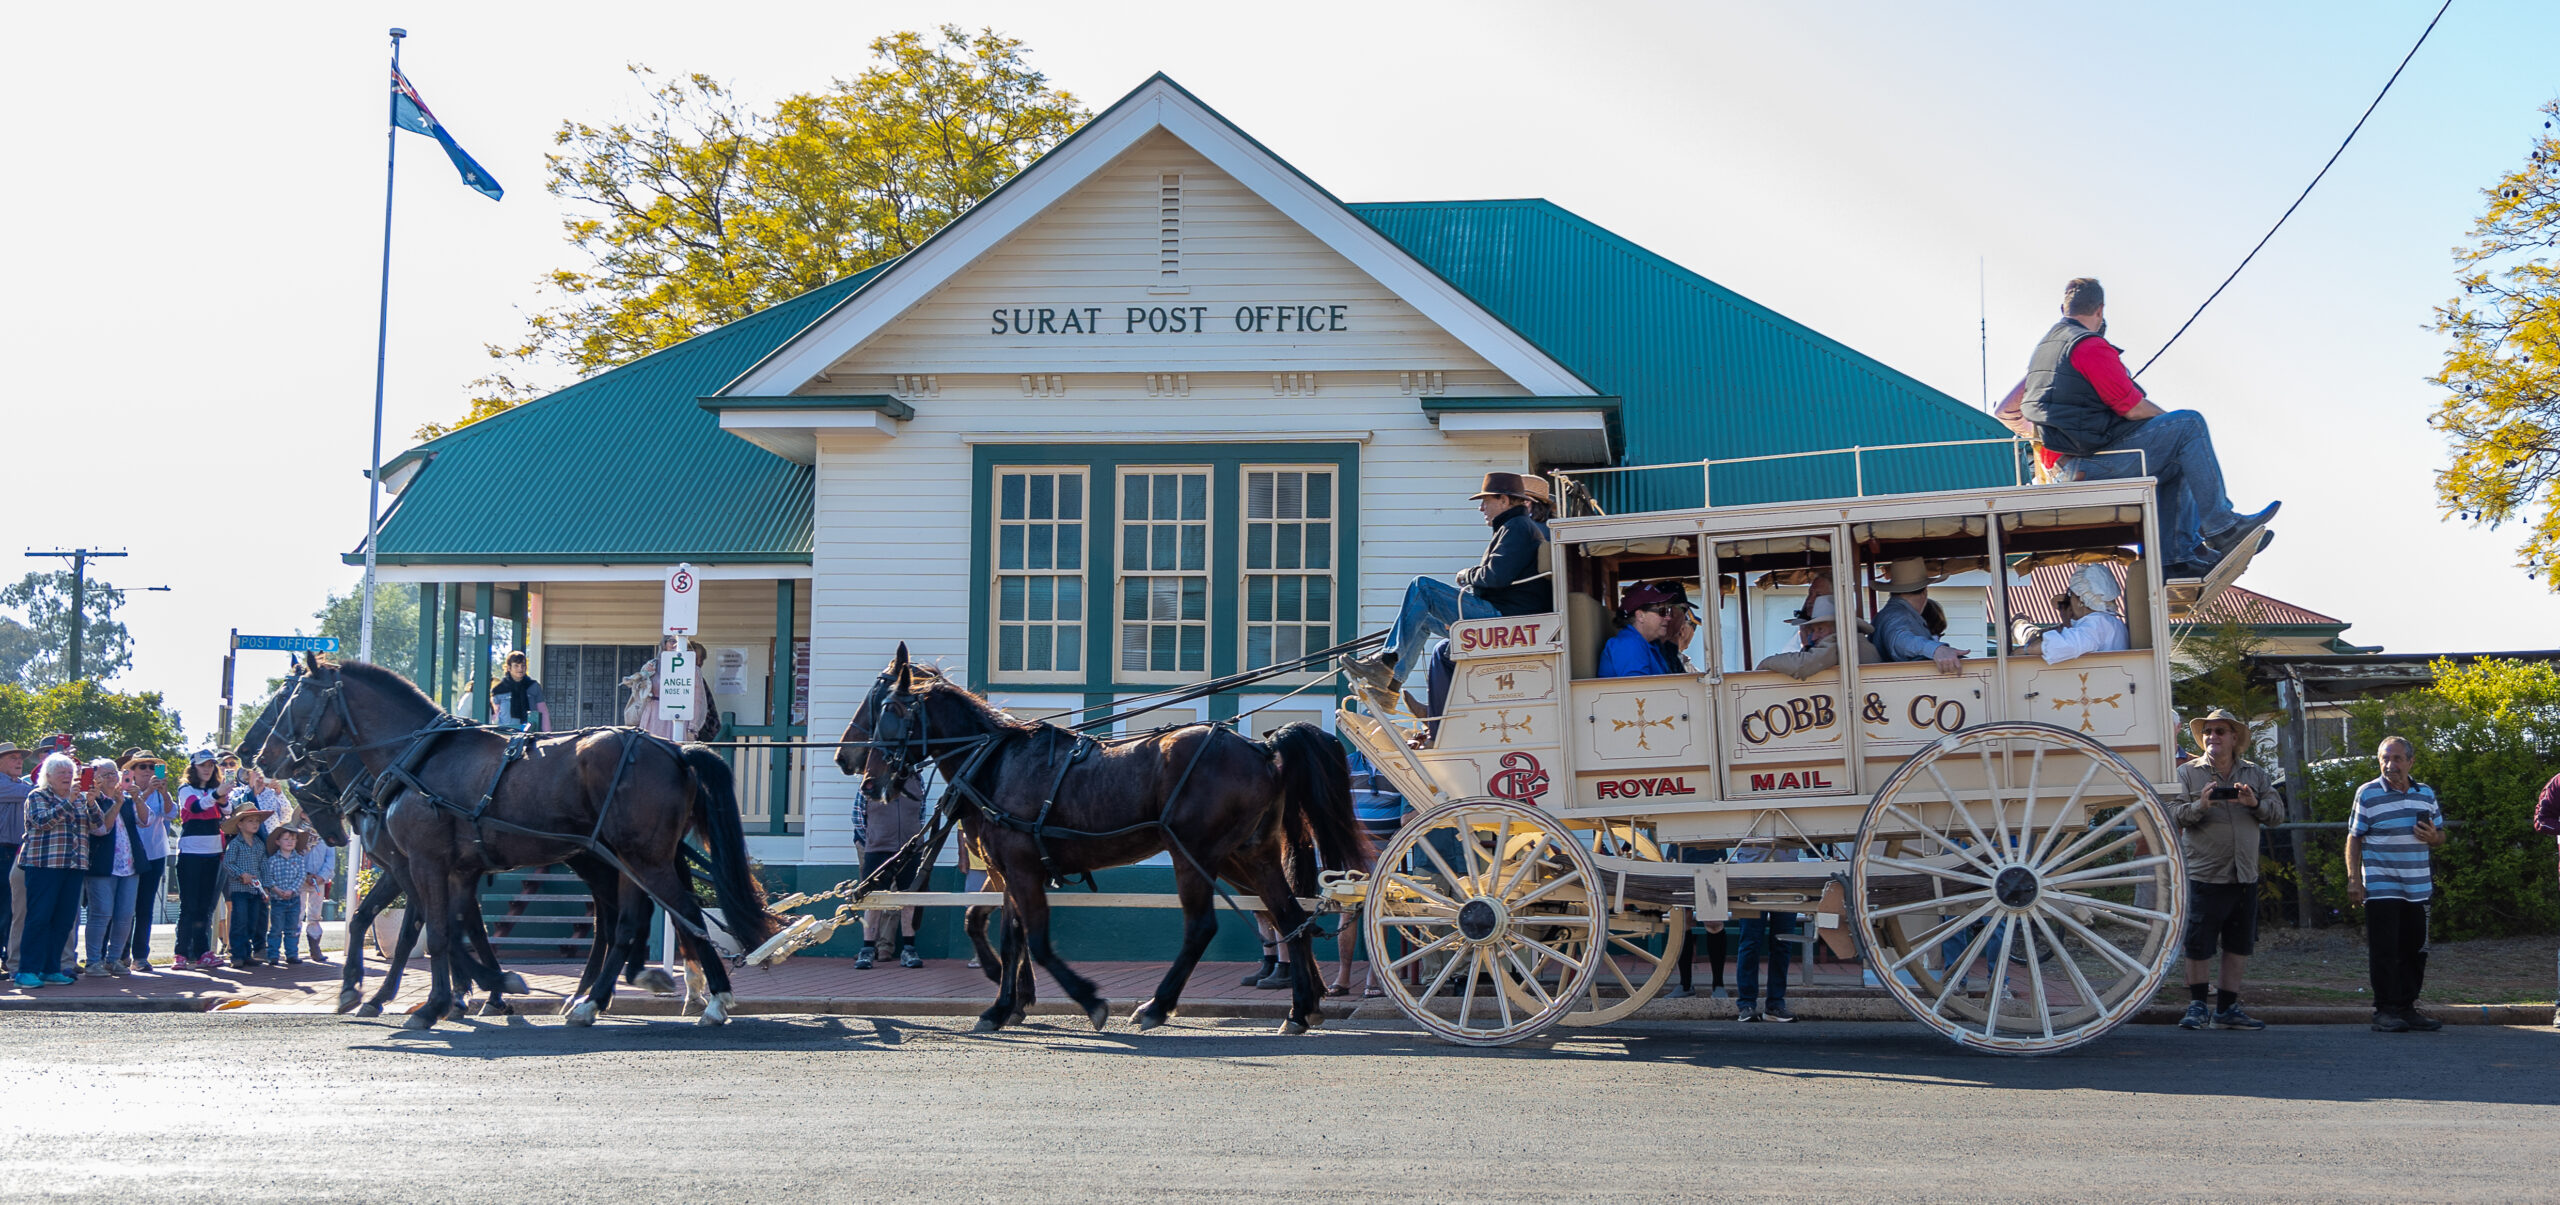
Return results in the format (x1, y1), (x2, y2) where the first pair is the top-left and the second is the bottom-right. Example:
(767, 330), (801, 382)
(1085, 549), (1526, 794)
(1363, 797), (1602, 1047)
(1850, 721), (2185, 1056)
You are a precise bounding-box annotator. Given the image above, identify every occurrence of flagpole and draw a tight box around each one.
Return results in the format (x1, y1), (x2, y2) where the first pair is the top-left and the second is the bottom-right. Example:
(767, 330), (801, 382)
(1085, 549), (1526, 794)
(359, 27), (406, 666)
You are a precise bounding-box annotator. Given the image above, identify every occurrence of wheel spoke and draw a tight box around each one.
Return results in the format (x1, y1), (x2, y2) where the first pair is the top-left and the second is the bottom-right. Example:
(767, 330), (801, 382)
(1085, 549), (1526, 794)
(1982, 920), (2015, 1038)
(1866, 852), (1994, 887)
(1384, 930), (1460, 973)
(1883, 803), (1999, 875)
(2018, 917), (2053, 1040)
(1925, 764), (2006, 861)
(1888, 896), (2002, 972)
(1492, 949), (1516, 1029)
(2043, 889), (2172, 925)
(1978, 745), (2010, 858)
(1385, 873), (1462, 911)
(2017, 744), (2046, 861)
(1416, 939), (1468, 1001)
(1455, 948), (1486, 1029)
(1416, 832), (1471, 896)
(1511, 870), (1585, 909)
(1929, 912), (2004, 1013)
(1500, 946), (1554, 1009)
(2044, 903), (2148, 974)
(2038, 816), (2142, 879)
(1866, 888), (1993, 922)
(2043, 853), (2175, 887)
(2030, 909), (2105, 1023)
(1459, 817), (1490, 884)
(2028, 764), (2103, 868)
(1499, 835), (1551, 899)
(1513, 930), (1588, 970)
(1377, 914), (1470, 927)
(2047, 827), (2149, 880)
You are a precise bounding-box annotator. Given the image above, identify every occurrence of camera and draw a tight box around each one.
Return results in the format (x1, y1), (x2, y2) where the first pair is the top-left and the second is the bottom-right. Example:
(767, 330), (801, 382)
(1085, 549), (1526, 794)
(2207, 785), (2239, 801)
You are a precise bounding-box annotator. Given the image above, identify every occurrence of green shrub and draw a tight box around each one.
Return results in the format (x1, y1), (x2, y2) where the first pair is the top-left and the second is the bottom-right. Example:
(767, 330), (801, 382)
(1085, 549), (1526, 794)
(2297, 658), (2560, 939)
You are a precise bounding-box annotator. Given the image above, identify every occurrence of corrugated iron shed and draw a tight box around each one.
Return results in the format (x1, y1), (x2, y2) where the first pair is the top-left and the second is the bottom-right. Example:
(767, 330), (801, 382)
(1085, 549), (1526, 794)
(2012, 563), (2348, 631)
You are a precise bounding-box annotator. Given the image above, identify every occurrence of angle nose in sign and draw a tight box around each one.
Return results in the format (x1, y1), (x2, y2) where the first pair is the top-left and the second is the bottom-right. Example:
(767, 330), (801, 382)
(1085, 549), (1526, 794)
(663, 562), (701, 637)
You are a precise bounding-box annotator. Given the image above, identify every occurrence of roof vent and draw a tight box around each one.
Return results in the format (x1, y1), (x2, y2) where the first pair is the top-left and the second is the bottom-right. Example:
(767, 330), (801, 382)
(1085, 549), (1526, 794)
(1149, 174), (1186, 295)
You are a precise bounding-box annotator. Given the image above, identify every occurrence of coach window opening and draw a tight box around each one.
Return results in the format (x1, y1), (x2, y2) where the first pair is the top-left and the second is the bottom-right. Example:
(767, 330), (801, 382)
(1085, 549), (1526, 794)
(1566, 534), (1699, 680)
(1848, 514), (1996, 663)
(1993, 502), (2157, 655)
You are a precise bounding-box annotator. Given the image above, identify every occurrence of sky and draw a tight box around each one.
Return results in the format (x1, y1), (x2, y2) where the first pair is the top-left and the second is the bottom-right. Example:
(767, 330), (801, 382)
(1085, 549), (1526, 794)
(4, 0), (2555, 741)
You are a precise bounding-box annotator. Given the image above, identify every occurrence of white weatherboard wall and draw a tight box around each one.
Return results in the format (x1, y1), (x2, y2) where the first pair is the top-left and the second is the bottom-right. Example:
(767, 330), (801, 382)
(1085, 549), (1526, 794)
(793, 129), (1545, 865)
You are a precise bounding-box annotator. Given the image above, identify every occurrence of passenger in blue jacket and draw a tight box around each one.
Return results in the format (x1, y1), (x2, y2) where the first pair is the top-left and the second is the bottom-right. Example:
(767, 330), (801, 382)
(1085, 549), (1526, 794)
(1597, 582), (1684, 678)
(1340, 472), (1552, 694)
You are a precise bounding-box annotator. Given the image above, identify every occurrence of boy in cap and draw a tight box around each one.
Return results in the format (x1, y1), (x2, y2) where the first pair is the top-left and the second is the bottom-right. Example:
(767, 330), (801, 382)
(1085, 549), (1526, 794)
(1340, 472), (1551, 694)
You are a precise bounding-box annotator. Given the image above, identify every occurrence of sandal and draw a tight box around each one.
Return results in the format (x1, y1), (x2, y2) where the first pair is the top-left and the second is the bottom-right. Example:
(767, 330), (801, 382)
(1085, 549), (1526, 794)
(1324, 982), (1349, 997)
(1362, 983), (1386, 998)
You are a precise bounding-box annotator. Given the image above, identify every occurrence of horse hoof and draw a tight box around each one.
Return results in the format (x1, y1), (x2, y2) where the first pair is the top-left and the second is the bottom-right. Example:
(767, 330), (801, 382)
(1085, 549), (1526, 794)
(565, 1000), (599, 1027)
(1087, 1003), (1111, 1032)
(446, 1005), (471, 1022)
(1006, 1010), (1027, 1028)
(1131, 1006), (1167, 1032)
(1280, 1020), (1308, 1036)
(354, 1003), (384, 1019)
(633, 968), (678, 995)
(336, 989), (361, 1014)
(477, 999), (513, 1017)
(697, 991), (734, 1027)
(1304, 1010), (1327, 1030)
(501, 972), (530, 995)
(402, 1011), (437, 1031)
(971, 1017), (1001, 1034)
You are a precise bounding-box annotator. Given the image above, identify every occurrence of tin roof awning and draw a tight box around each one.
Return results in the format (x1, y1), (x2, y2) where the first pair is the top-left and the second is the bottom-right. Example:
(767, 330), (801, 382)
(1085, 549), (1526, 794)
(1422, 396), (1619, 465)
(697, 395), (915, 464)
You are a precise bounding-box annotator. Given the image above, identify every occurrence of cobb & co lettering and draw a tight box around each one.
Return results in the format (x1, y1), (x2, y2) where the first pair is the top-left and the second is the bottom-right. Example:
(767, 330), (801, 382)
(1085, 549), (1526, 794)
(989, 303), (1350, 336)
(1748, 770), (1836, 792)
(1738, 694), (1838, 745)
(1595, 776), (1698, 800)
(1457, 622), (1544, 654)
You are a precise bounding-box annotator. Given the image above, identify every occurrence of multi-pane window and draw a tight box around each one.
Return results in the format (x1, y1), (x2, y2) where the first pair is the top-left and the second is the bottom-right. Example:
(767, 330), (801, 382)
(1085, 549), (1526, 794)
(1119, 469), (1210, 676)
(994, 469), (1085, 677)
(1244, 468), (1335, 670)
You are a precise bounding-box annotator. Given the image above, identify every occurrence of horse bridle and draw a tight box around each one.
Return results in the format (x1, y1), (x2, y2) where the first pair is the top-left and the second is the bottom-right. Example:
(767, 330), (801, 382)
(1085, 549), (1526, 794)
(265, 667), (361, 777)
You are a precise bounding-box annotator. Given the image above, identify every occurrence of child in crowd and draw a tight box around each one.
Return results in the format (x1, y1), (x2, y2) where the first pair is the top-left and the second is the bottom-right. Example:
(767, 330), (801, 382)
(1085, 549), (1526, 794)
(218, 806), (272, 969)
(262, 828), (309, 966)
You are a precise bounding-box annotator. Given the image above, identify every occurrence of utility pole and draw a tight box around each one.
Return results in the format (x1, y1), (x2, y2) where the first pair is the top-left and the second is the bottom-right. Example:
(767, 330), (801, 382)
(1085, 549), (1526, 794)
(24, 548), (127, 682)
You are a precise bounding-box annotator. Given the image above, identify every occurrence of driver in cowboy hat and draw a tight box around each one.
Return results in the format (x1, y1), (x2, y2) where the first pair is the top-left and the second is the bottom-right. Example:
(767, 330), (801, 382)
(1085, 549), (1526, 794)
(1871, 557), (1967, 675)
(1339, 471), (1552, 694)
(2016, 563), (2131, 665)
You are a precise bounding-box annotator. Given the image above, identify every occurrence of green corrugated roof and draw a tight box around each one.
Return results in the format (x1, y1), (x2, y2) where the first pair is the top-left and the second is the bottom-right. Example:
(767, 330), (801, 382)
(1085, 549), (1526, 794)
(371, 190), (2010, 564)
(1349, 199), (2011, 510)
(357, 262), (891, 566)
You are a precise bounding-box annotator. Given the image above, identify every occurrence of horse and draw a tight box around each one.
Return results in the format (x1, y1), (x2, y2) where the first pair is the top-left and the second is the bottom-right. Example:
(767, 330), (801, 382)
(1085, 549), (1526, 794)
(838, 644), (1370, 1035)
(252, 653), (778, 1030)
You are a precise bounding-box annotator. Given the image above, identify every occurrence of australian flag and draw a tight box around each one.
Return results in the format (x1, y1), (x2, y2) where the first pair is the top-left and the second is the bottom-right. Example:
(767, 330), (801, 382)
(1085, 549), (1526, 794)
(392, 66), (502, 201)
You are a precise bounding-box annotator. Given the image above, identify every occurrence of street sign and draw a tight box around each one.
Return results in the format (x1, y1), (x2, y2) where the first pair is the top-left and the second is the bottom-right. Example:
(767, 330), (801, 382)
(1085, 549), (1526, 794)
(662, 562), (700, 636)
(658, 647), (698, 723)
(235, 635), (340, 653)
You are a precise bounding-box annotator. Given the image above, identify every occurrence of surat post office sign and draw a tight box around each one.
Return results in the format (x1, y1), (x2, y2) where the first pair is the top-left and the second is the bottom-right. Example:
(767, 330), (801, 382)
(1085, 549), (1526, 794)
(990, 303), (1352, 335)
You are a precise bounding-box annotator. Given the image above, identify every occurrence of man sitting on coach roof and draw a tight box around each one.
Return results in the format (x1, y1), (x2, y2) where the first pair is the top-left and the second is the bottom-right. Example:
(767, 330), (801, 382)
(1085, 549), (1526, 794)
(1340, 472), (1551, 695)
(1597, 583), (1685, 678)
(1870, 558), (1967, 677)
(2016, 564), (2131, 665)
(2012, 278), (2278, 581)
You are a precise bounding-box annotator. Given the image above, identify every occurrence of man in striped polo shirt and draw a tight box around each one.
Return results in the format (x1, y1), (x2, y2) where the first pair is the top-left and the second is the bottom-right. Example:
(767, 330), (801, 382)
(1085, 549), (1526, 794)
(2346, 736), (2447, 1033)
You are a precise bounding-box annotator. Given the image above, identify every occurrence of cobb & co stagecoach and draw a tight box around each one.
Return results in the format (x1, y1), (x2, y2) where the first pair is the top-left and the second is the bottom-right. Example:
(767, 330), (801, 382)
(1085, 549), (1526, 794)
(1326, 440), (2197, 1053)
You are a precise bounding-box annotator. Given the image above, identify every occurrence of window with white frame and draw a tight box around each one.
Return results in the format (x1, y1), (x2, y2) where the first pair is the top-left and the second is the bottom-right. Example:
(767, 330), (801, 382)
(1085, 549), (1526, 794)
(993, 468), (1086, 678)
(1243, 468), (1336, 670)
(1118, 468), (1210, 677)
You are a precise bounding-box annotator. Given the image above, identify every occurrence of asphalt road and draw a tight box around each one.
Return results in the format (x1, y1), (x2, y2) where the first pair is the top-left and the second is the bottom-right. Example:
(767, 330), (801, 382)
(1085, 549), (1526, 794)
(3, 1012), (2553, 1203)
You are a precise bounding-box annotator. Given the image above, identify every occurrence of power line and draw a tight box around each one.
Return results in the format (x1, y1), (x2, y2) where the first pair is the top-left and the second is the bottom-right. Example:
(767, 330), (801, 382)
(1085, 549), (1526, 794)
(2135, 0), (2454, 377)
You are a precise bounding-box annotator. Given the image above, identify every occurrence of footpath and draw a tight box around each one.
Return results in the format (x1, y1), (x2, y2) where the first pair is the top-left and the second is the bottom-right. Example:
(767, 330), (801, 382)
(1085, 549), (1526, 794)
(6, 931), (2550, 1026)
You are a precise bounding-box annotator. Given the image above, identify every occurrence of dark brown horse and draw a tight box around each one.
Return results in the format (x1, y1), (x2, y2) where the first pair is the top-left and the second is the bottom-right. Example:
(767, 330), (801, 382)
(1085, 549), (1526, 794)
(838, 646), (1370, 1034)
(253, 654), (778, 1030)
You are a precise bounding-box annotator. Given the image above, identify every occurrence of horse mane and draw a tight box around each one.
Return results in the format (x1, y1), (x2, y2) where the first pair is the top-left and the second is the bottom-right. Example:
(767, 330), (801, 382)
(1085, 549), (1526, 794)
(330, 659), (441, 713)
(913, 664), (1038, 733)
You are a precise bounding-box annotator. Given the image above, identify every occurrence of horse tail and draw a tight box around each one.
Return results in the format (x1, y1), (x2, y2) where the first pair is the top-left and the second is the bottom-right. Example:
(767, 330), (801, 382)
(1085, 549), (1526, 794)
(1265, 722), (1371, 873)
(679, 744), (781, 952)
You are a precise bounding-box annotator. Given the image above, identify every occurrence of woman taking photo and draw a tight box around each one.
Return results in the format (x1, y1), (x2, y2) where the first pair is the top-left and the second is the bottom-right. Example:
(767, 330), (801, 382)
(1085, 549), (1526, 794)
(80, 758), (142, 977)
(13, 754), (100, 989)
(171, 751), (228, 970)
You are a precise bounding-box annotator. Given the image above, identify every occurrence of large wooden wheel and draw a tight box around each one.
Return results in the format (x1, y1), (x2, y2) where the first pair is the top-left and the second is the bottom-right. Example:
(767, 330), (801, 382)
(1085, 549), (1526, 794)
(1850, 722), (2184, 1056)
(1364, 797), (1602, 1046)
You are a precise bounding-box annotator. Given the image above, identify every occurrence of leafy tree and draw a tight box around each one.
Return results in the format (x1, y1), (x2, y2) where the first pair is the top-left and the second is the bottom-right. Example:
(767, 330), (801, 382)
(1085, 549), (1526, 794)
(0, 680), (185, 762)
(0, 570), (132, 686)
(234, 580), (425, 724)
(2169, 619), (2275, 760)
(0, 615), (38, 686)
(421, 26), (1087, 438)
(2296, 657), (2560, 939)
(2430, 98), (2560, 586)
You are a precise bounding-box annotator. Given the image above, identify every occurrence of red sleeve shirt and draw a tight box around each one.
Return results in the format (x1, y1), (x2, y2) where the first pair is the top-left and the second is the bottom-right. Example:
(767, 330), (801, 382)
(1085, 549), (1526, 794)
(2067, 333), (2148, 417)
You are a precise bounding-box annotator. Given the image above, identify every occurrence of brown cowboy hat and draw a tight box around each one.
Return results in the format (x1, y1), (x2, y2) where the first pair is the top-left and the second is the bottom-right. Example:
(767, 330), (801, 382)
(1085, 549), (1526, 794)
(117, 747), (164, 769)
(1874, 556), (1949, 595)
(223, 807), (273, 838)
(2187, 707), (2248, 744)
(0, 741), (25, 761)
(1469, 471), (1545, 503)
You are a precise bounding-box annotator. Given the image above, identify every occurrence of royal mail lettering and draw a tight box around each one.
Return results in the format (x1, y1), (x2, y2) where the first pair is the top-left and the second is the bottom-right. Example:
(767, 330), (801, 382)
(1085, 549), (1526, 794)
(1747, 770), (1836, 792)
(1594, 776), (1698, 800)
(1458, 623), (1543, 653)
(1737, 694), (1838, 745)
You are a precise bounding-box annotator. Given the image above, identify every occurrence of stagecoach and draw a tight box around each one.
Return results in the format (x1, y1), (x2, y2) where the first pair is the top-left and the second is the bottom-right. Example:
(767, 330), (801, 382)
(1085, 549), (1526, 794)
(1327, 440), (2202, 1053)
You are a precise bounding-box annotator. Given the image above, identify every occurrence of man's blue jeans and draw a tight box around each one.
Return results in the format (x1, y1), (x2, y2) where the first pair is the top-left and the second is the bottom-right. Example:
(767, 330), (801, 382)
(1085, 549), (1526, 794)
(1735, 912), (1799, 1007)
(1378, 577), (1498, 689)
(2052, 409), (2240, 568)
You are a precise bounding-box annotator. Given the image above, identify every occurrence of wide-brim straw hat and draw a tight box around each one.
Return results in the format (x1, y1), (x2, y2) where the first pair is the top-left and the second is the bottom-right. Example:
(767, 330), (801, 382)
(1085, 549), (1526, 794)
(2187, 707), (2247, 744)
(0, 740), (24, 760)
(1875, 556), (1948, 595)
(223, 807), (273, 838)
(118, 747), (164, 769)
(1790, 593), (1840, 625)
